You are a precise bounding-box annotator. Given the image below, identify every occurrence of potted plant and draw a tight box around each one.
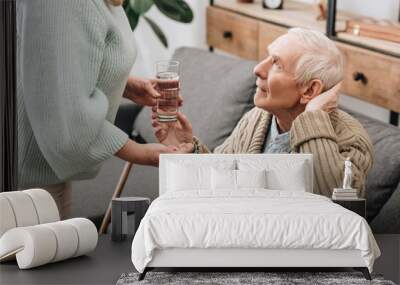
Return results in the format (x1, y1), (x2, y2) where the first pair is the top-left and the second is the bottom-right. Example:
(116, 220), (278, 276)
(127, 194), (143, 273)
(123, 0), (194, 48)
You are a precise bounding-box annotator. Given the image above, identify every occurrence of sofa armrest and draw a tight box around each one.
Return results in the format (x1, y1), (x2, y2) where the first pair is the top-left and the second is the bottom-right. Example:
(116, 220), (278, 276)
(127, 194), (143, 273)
(370, 183), (400, 234)
(115, 101), (143, 139)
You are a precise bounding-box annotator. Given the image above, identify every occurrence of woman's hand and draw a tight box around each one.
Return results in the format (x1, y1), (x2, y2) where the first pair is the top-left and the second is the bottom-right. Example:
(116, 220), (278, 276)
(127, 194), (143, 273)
(124, 77), (183, 107)
(124, 77), (160, 107)
(152, 108), (194, 148)
(139, 143), (193, 166)
(115, 140), (193, 167)
(305, 82), (342, 113)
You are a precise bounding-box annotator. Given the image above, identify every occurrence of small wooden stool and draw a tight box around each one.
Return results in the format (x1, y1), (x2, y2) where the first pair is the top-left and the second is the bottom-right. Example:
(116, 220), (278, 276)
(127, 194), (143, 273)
(111, 197), (150, 242)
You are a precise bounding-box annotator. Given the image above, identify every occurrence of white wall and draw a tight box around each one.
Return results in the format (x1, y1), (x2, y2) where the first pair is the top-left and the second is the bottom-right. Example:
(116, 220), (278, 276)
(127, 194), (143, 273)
(131, 0), (400, 125)
(131, 0), (208, 77)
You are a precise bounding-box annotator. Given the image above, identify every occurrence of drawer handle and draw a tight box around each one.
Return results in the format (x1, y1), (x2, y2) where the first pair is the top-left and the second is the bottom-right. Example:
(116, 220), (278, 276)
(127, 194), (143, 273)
(223, 31), (233, 39)
(353, 72), (368, 85)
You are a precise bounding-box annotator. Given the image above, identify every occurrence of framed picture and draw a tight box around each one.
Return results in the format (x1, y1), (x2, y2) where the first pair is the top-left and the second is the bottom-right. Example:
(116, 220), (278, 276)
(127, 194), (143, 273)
(0, 0), (18, 192)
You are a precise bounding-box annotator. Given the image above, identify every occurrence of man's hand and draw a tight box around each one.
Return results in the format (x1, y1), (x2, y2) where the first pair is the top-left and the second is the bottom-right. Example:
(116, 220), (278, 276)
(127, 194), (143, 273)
(152, 108), (194, 148)
(124, 77), (183, 107)
(305, 82), (342, 113)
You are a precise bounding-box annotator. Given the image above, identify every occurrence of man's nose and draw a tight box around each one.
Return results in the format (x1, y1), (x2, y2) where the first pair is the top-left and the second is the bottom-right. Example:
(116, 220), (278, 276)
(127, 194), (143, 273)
(253, 57), (272, 80)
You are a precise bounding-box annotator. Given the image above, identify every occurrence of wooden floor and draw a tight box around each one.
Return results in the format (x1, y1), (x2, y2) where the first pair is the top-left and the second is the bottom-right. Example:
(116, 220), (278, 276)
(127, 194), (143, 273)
(0, 234), (398, 284)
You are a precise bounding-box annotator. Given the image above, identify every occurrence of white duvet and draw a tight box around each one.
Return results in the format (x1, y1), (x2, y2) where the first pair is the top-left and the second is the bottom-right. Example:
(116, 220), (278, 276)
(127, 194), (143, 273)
(131, 190), (380, 273)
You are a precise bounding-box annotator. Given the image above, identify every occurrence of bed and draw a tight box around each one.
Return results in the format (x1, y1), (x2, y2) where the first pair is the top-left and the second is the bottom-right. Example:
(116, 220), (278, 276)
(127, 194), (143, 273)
(131, 154), (380, 280)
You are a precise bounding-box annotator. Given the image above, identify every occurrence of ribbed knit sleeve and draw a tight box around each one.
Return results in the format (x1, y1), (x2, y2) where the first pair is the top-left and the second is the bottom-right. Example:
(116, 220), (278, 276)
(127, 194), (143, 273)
(21, 0), (129, 180)
(290, 110), (373, 197)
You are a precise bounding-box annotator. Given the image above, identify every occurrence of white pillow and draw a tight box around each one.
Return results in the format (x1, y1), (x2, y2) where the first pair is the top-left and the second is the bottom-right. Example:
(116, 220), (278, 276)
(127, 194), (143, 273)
(236, 169), (267, 189)
(267, 165), (306, 191)
(211, 168), (236, 190)
(211, 169), (268, 190)
(167, 163), (210, 191)
(238, 159), (307, 191)
(167, 160), (236, 192)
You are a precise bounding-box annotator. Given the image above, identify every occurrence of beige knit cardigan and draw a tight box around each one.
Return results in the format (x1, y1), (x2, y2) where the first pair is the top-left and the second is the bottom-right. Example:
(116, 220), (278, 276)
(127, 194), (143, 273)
(197, 108), (373, 197)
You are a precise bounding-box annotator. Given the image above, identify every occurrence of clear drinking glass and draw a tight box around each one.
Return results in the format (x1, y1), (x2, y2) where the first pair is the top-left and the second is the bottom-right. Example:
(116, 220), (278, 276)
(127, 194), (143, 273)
(155, 60), (180, 122)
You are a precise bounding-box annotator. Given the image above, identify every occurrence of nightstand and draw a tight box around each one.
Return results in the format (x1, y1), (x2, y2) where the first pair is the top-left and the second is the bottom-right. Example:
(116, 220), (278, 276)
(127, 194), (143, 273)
(332, 198), (366, 218)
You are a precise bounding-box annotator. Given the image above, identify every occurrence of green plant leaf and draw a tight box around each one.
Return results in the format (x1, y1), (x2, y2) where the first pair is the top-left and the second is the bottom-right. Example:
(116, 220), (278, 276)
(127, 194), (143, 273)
(130, 0), (154, 15)
(153, 0), (193, 23)
(125, 6), (140, 31)
(144, 16), (168, 48)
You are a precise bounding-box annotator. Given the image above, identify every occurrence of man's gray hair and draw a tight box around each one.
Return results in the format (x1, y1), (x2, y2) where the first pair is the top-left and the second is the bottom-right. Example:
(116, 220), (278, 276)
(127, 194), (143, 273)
(288, 27), (344, 91)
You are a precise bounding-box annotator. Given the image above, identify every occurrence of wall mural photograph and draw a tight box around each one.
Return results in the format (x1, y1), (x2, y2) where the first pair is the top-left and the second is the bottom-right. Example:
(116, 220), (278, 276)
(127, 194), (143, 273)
(1, 0), (400, 284)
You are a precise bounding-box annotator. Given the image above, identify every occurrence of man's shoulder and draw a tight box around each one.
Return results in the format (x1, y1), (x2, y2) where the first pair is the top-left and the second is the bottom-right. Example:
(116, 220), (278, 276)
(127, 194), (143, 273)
(334, 109), (363, 128)
(332, 109), (371, 141)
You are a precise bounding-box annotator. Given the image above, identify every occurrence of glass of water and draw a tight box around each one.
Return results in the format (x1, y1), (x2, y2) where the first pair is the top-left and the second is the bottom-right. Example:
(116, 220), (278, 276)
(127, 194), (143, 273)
(155, 60), (180, 122)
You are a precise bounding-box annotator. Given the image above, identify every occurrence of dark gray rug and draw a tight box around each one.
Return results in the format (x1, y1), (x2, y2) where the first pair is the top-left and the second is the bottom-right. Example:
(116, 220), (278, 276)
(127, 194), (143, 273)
(116, 272), (396, 285)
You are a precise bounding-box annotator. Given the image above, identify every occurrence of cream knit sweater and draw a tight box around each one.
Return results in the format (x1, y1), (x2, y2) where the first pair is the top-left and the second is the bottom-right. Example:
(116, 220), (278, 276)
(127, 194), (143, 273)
(198, 107), (373, 197)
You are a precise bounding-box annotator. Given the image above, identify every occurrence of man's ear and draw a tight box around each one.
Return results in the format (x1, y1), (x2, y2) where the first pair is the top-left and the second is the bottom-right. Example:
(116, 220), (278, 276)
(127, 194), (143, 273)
(299, 79), (324, 104)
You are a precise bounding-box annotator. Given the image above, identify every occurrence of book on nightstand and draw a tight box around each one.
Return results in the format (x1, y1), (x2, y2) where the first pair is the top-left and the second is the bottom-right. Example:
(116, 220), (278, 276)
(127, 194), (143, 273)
(332, 188), (358, 200)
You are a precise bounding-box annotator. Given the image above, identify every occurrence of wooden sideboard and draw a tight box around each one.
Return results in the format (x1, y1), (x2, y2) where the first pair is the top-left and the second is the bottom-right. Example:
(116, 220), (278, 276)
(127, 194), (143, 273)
(206, 0), (400, 117)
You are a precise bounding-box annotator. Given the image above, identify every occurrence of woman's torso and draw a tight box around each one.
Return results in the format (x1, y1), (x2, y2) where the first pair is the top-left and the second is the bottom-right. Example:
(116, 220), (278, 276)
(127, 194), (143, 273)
(17, 0), (136, 187)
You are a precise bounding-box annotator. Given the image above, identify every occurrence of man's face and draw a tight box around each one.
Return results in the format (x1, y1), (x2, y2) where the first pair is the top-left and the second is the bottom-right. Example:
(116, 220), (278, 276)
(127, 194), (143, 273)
(253, 34), (305, 113)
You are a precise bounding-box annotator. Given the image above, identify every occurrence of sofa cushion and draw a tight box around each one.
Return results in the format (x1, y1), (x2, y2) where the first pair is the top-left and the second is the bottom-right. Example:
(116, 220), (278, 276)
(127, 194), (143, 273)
(133, 47), (257, 151)
(370, 184), (400, 233)
(342, 107), (400, 224)
(114, 100), (143, 138)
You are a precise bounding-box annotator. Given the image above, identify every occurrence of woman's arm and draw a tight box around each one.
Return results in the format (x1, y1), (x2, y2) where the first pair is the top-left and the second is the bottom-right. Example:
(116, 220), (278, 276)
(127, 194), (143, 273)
(115, 140), (181, 167)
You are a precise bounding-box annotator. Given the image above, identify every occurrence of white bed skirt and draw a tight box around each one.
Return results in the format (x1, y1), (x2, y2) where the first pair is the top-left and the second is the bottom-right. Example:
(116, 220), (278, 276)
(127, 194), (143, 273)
(148, 248), (366, 268)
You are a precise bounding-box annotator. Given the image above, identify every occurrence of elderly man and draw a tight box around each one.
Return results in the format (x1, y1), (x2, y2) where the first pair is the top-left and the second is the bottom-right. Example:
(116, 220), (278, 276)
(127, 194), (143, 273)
(152, 28), (373, 197)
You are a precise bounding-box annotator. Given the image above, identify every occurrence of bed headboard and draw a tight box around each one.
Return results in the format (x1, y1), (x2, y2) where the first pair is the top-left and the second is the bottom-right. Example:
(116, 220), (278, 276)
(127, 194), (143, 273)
(159, 154), (313, 196)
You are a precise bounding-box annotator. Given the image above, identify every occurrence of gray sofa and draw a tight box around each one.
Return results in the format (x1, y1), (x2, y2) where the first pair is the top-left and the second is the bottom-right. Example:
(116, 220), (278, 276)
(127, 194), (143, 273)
(72, 47), (400, 234)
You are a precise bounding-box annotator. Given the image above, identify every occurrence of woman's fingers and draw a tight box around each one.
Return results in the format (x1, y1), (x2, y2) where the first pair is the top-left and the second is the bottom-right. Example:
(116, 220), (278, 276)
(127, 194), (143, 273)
(177, 95), (183, 107)
(146, 80), (160, 98)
